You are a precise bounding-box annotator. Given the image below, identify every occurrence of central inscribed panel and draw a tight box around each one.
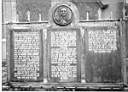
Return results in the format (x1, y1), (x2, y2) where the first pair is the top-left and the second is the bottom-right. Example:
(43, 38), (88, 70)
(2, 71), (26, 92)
(49, 29), (80, 82)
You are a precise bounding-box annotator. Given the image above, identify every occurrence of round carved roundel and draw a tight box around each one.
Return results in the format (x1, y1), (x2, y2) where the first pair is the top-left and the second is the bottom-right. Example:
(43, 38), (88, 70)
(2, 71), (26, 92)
(53, 5), (73, 26)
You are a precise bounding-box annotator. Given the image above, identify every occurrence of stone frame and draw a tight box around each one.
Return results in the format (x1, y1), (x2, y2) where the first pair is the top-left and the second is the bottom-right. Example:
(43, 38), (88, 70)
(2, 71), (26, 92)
(48, 2), (79, 27)
(7, 26), (44, 82)
(47, 27), (82, 83)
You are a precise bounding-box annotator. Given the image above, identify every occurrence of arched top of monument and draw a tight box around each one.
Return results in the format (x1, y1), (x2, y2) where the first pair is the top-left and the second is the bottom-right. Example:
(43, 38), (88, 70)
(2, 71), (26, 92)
(49, 2), (79, 27)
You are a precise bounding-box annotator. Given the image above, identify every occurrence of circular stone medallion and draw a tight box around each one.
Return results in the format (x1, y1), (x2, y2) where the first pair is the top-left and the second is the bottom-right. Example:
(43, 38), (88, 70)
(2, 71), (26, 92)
(53, 5), (73, 26)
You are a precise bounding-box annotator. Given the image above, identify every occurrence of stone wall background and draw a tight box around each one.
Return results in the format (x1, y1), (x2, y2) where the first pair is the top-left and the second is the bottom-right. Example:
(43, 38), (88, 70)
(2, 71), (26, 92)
(16, 0), (51, 22)
(2, 0), (124, 39)
(2, 0), (127, 85)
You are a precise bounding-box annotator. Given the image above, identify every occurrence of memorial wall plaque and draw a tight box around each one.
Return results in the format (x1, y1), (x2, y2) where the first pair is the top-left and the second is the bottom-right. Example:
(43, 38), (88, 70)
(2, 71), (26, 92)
(10, 29), (43, 82)
(85, 26), (122, 83)
(88, 28), (117, 53)
(49, 29), (80, 82)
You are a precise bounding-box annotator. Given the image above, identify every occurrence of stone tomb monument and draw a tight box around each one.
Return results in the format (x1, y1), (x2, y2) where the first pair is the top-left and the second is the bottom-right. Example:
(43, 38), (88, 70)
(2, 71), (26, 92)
(8, 2), (82, 83)
(8, 1), (122, 85)
(48, 2), (81, 82)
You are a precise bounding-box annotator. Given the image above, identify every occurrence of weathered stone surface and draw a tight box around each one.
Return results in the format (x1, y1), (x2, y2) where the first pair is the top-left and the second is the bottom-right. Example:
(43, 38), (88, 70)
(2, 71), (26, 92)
(85, 26), (122, 83)
(88, 29), (117, 53)
(16, 0), (51, 22)
(50, 31), (77, 82)
(13, 31), (40, 80)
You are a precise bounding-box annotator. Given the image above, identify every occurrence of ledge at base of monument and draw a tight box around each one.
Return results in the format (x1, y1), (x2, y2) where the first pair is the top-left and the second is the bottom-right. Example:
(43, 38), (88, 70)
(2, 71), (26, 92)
(2, 82), (128, 91)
